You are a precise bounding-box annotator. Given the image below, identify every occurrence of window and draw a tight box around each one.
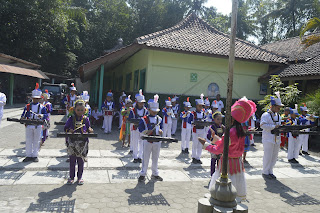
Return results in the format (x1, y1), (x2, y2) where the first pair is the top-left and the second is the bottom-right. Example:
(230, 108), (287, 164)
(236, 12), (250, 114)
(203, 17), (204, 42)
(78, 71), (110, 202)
(139, 69), (146, 91)
(126, 73), (131, 91)
(133, 70), (139, 91)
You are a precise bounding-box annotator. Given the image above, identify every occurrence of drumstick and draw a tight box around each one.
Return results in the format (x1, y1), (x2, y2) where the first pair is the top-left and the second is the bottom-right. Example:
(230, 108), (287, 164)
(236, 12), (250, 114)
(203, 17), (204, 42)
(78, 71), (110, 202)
(73, 124), (86, 132)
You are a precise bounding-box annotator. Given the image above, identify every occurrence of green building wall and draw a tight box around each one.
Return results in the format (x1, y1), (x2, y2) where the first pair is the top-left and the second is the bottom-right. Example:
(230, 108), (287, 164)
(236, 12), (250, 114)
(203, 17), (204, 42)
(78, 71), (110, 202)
(104, 48), (269, 101)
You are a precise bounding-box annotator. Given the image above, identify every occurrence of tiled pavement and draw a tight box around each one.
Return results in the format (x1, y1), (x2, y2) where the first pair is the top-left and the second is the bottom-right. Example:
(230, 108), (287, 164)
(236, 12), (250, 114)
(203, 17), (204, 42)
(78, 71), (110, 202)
(1, 114), (320, 212)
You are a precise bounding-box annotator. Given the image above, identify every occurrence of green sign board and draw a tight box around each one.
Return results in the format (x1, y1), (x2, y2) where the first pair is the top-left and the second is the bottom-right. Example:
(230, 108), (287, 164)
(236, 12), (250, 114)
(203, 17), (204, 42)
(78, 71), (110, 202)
(190, 73), (197, 82)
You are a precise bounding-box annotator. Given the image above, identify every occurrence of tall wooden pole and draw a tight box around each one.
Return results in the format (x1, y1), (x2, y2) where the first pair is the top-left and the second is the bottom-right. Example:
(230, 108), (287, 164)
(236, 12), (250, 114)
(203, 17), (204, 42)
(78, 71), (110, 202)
(221, 0), (239, 178)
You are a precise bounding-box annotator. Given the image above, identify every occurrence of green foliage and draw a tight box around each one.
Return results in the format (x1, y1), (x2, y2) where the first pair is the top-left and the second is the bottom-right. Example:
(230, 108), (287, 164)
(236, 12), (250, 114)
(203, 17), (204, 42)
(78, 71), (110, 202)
(258, 75), (301, 112)
(301, 89), (320, 115)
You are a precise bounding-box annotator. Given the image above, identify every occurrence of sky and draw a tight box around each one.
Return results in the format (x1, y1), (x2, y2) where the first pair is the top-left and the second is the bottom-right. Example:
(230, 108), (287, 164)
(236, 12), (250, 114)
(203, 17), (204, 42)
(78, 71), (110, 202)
(204, 0), (232, 15)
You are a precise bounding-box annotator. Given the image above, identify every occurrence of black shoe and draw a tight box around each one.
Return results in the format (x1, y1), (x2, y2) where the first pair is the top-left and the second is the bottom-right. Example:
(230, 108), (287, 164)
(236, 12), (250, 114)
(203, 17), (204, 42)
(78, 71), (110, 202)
(185, 148), (189, 154)
(192, 158), (197, 164)
(251, 144), (256, 146)
(138, 176), (145, 182)
(138, 158), (142, 163)
(181, 150), (185, 154)
(66, 158), (70, 162)
(293, 158), (299, 163)
(302, 151), (310, 156)
(269, 174), (277, 179)
(151, 175), (163, 181)
(23, 157), (32, 162)
(288, 159), (294, 163)
(129, 150), (133, 154)
(197, 159), (202, 164)
(33, 157), (39, 162)
(299, 152), (302, 156)
(262, 174), (272, 179)
(133, 159), (139, 163)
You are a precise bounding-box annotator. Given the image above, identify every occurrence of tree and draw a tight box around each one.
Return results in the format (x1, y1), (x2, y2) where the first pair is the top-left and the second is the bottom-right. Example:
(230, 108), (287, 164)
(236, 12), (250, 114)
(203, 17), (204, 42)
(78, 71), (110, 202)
(300, 17), (320, 48)
(203, 6), (229, 33)
(258, 75), (301, 112)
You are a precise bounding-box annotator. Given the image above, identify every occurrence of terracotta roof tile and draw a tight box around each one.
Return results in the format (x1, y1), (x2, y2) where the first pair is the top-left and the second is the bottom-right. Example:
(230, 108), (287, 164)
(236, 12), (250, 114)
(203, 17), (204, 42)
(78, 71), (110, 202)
(135, 13), (287, 64)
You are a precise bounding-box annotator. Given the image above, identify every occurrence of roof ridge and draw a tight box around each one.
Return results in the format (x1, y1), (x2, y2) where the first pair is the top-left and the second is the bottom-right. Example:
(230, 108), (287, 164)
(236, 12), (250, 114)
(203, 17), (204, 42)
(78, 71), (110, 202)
(134, 13), (195, 43)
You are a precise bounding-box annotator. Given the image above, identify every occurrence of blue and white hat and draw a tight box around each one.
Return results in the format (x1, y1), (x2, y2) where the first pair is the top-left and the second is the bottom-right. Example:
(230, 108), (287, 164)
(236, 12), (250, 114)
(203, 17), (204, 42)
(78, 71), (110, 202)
(290, 104), (299, 115)
(183, 97), (192, 108)
(300, 103), (308, 112)
(125, 95), (132, 104)
(107, 90), (113, 97)
(32, 83), (42, 98)
(165, 97), (172, 107)
(270, 91), (284, 106)
(70, 83), (77, 91)
(195, 93), (205, 105)
(136, 89), (146, 103)
(149, 94), (160, 112)
(81, 91), (90, 102)
(171, 96), (178, 102)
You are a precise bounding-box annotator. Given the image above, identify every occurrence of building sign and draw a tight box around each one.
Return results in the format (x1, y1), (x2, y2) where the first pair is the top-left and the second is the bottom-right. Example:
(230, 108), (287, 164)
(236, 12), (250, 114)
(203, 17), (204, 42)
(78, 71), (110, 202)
(260, 83), (268, 95)
(190, 73), (197, 82)
(207, 83), (220, 98)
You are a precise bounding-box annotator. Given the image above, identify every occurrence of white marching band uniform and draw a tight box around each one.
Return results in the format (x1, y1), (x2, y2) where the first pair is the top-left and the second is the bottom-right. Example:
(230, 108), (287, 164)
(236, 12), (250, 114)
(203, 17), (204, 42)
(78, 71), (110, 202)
(101, 91), (114, 134)
(129, 91), (147, 162)
(0, 91), (7, 128)
(180, 99), (192, 152)
(204, 98), (212, 140)
(21, 84), (47, 159)
(162, 99), (174, 138)
(190, 95), (206, 161)
(171, 97), (179, 135)
(261, 93), (282, 176)
(299, 105), (314, 154)
(287, 107), (300, 161)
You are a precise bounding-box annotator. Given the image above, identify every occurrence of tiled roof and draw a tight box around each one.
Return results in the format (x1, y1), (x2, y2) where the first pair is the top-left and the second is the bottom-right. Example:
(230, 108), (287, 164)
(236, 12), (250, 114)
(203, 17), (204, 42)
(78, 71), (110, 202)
(278, 54), (320, 78)
(135, 13), (287, 64)
(260, 33), (320, 62)
(260, 33), (320, 78)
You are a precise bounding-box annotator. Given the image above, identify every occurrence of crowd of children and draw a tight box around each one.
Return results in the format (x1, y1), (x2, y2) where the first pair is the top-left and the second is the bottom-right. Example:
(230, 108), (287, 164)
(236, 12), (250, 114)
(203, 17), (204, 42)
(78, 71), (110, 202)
(18, 83), (317, 191)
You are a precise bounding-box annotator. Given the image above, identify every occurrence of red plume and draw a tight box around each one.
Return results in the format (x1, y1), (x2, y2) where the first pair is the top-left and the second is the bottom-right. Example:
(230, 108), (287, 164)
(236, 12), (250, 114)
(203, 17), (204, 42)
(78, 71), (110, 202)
(35, 83), (39, 90)
(303, 103), (306, 107)
(109, 90), (112, 92)
(71, 83), (74, 87)
(214, 100), (217, 104)
(45, 89), (48, 93)
(168, 97), (171, 101)
(187, 97), (190, 102)
(206, 97), (208, 100)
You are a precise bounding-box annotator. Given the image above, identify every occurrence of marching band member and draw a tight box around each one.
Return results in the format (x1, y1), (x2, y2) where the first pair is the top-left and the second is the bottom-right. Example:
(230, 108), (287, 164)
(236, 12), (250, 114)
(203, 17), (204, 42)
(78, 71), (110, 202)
(190, 94), (206, 164)
(206, 111), (225, 176)
(138, 94), (163, 182)
(101, 91), (114, 134)
(280, 107), (290, 149)
(199, 97), (256, 201)
(171, 96), (180, 136)
(90, 106), (103, 126)
(41, 90), (52, 146)
(287, 105), (300, 163)
(162, 97), (174, 138)
(65, 99), (93, 185)
(0, 82), (6, 128)
(249, 114), (256, 146)
(120, 95), (132, 147)
(63, 83), (78, 116)
(211, 100), (219, 114)
(299, 103), (314, 156)
(180, 97), (192, 154)
(129, 89), (147, 163)
(213, 94), (224, 113)
(204, 98), (213, 137)
(21, 83), (48, 162)
(260, 92), (283, 179)
(119, 92), (127, 129)
(81, 91), (91, 117)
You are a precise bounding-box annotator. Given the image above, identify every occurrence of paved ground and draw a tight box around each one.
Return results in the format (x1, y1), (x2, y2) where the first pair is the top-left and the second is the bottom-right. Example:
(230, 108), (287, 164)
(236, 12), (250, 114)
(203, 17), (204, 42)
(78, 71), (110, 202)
(1, 108), (320, 212)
